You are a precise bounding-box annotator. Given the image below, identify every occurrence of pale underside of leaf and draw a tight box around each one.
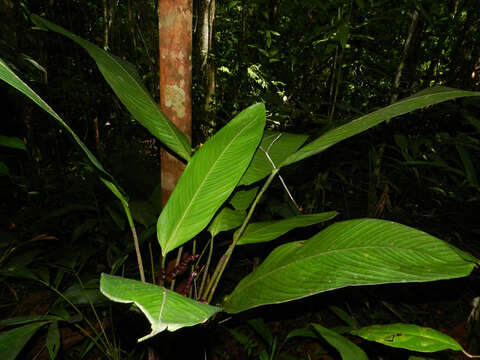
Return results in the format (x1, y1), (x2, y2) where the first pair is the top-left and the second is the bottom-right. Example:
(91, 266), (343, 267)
(100, 274), (221, 342)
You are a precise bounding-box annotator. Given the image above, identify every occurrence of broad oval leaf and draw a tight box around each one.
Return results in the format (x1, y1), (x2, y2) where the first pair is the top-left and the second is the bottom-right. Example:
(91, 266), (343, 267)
(157, 103), (266, 256)
(282, 87), (480, 167)
(223, 219), (477, 313)
(351, 323), (463, 353)
(240, 131), (308, 185)
(31, 15), (191, 161)
(100, 273), (221, 342)
(208, 208), (246, 238)
(237, 211), (338, 245)
(312, 323), (368, 360)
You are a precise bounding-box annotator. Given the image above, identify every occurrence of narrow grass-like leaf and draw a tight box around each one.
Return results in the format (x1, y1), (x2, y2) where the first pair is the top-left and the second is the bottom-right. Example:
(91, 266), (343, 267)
(158, 103), (265, 256)
(100, 274), (221, 342)
(0, 322), (49, 360)
(312, 323), (368, 360)
(237, 211), (338, 245)
(351, 323), (463, 352)
(0, 58), (111, 181)
(282, 87), (480, 167)
(0, 135), (26, 151)
(31, 15), (191, 161)
(208, 208), (246, 237)
(240, 131), (308, 185)
(46, 321), (60, 360)
(223, 219), (477, 313)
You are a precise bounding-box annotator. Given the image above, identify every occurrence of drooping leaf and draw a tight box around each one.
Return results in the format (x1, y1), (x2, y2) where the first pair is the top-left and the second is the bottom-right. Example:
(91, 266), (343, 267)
(208, 208), (246, 238)
(31, 14), (191, 161)
(0, 58), (111, 181)
(312, 323), (368, 360)
(237, 211), (338, 245)
(282, 87), (480, 167)
(0, 315), (60, 327)
(0, 135), (26, 151)
(0, 322), (49, 360)
(100, 273), (221, 342)
(229, 187), (259, 211)
(223, 219), (477, 313)
(240, 131), (308, 185)
(157, 103), (265, 256)
(351, 323), (463, 353)
(46, 321), (60, 360)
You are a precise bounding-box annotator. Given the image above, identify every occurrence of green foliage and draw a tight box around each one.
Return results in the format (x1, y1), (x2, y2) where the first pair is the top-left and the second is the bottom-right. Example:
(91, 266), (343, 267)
(351, 323), (464, 353)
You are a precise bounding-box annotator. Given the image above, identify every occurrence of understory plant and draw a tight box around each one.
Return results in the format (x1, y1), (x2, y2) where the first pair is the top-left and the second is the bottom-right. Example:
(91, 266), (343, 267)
(2, 14), (480, 359)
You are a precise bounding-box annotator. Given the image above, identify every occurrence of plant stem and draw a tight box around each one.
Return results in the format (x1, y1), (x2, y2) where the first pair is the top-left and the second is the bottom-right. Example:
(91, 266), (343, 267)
(205, 169), (279, 302)
(122, 203), (146, 282)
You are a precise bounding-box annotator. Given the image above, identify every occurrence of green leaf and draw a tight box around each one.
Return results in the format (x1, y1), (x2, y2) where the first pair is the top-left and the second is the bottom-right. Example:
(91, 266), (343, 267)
(46, 321), (60, 360)
(0, 135), (26, 151)
(247, 318), (274, 346)
(237, 211), (338, 245)
(63, 279), (107, 305)
(100, 273), (221, 341)
(240, 131), (308, 185)
(0, 57), (130, 212)
(285, 328), (317, 342)
(312, 323), (368, 360)
(0, 162), (10, 176)
(0, 322), (49, 360)
(0, 315), (60, 327)
(157, 103), (266, 256)
(31, 14), (191, 161)
(229, 187), (259, 211)
(0, 58), (111, 181)
(282, 87), (480, 167)
(351, 323), (463, 352)
(208, 208), (246, 237)
(223, 219), (477, 313)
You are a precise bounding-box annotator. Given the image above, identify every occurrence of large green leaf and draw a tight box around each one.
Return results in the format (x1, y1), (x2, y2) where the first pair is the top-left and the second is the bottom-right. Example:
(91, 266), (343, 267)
(31, 15), (191, 161)
(100, 274), (221, 342)
(351, 323), (463, 353)
(282, 87), (480, 166)
(237, 211), (338, 245)
(240, 131), (308, 185)
(223, 219), (477, 313)
(0, 321), (49, 360)
(229, 187), (259, 211)
(157, 103), (266, 256)
(312, 323), (368, 360)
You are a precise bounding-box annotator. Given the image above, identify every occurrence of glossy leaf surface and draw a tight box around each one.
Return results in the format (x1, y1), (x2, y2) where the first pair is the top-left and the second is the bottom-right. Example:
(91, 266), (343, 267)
(282, 87), (480, 166)
(223, 219), (477, 313)
(158, 103), (265, 256)
(31, 15), (191, 161)
(312, 323), (368, 360)
(240, 131), (308, 185)
(237, 211), (338, 245)
(351, 323), (463, 352)
(100, 274), (221, 342)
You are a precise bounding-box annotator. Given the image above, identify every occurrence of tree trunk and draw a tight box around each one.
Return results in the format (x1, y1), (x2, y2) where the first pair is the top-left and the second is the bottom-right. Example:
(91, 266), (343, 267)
(158, 0), (193, 205)
(195, 0), (216, 135)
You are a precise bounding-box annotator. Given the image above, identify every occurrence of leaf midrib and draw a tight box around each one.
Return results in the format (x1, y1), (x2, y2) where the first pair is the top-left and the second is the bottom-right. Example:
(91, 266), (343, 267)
(164, 112), (261, 253)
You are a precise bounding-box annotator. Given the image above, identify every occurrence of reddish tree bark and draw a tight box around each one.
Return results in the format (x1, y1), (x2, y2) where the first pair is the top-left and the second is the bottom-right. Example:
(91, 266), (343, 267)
(158, 0), (192, 205)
